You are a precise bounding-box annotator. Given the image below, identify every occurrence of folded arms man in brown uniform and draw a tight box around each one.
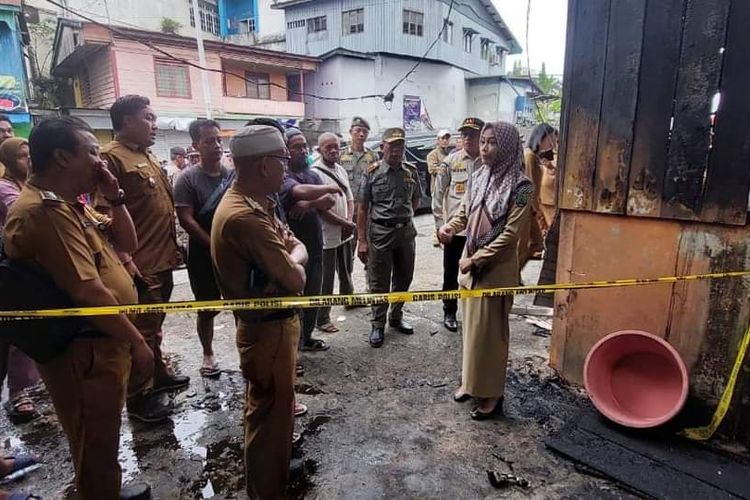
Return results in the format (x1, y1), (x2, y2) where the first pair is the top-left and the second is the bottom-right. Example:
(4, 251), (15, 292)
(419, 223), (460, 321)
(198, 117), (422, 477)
(211, 125), (307, 500)
(4, 117), (153, 499)
(96, 95), (188, 423)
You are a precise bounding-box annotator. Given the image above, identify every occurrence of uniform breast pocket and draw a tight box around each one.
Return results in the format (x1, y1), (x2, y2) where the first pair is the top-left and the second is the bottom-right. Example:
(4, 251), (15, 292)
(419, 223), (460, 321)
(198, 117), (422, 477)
(122, 168), (157, 197)
(372, 182), (391, 202)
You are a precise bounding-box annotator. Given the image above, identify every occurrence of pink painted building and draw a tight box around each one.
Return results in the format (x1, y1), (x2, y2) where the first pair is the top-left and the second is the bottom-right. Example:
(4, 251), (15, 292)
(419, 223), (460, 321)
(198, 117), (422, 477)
(51, 19), (319, 157)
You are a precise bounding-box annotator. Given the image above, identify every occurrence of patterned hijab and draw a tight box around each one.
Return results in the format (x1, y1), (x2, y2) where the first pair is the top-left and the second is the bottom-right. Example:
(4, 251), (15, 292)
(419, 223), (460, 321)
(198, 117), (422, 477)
(465, 121), (528, 257)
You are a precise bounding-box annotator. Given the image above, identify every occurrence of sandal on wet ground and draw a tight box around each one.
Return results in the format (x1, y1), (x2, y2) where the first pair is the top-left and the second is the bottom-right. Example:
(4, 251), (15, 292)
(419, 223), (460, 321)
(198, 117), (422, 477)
(292, 432), (303, 446)
(199, 364), (221, 379)
(300, 339), (329, 352)
(0, 454), (41, 484)
(4, 395), (38, 424)
(317, 323), (339, 334)
(296, 364), (305, 377)
(294, 402), (308, 417)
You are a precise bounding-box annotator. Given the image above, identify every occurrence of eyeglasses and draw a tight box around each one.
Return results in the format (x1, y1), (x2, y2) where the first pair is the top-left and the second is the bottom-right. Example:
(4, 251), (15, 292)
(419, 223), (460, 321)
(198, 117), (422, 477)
(265, 155), (291, 166)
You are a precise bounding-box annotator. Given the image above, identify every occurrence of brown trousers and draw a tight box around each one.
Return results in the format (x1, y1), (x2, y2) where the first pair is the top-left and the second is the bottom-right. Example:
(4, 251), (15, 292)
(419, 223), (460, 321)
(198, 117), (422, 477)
(39, 337), (131, 500)
(237, 316), (299, 500)
(517, 212), (544, 275)
(130, 270), (174, 398)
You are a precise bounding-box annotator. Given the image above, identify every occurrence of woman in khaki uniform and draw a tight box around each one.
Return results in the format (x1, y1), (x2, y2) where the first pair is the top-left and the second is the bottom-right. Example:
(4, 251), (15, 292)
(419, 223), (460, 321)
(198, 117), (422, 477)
(439, 121), (532, 420)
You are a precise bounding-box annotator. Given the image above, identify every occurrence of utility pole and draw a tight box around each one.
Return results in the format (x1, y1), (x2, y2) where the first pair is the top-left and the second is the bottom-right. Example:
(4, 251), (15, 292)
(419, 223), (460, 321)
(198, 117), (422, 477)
(190, 0), (213, 119)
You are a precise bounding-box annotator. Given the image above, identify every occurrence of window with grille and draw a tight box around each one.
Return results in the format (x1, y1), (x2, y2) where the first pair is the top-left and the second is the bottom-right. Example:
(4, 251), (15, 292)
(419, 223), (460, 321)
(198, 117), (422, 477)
(307, 15), (327, 34)
(239, 18), (256, 33)
(403, 10), (423, 36)
(342, 8), (364, 35)
(481, 39), (491, 60)
(189, 0), (220, 36)
(155, 61), (191, 98)
(463, 32), (474, 53)
(287, 74), (302, 102)
(246, 72), (270, 100)
(287, 19), (305, 29)
(442, 19), (453, 44)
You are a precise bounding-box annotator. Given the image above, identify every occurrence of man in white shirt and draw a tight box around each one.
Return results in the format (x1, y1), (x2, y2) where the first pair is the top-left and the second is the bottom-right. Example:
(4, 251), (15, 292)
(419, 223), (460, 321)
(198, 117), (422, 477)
(313, 133), (357, 333)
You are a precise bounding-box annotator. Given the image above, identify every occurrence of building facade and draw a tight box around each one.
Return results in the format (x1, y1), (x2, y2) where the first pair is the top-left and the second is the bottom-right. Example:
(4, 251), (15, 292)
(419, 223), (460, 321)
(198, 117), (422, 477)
(275, 0), (522, 135)
(52, 19), (318, 158)
(0, 0), (32, 137)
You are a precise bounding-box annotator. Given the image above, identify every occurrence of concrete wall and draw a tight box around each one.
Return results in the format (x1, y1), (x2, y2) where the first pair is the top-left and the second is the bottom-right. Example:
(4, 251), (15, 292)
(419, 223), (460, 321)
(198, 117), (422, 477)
(283, 0), (510, 76)
(304, 54), (467, 135)
(111, 39), (304, 118)
(257, 0), (285, 38)
(551, 210), (750, 426)
(466, 80), (517, 124)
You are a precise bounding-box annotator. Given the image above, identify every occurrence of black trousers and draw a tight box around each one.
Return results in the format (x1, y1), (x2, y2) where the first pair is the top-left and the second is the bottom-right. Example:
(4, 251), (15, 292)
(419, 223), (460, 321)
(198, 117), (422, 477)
(443, 235), (467, 314)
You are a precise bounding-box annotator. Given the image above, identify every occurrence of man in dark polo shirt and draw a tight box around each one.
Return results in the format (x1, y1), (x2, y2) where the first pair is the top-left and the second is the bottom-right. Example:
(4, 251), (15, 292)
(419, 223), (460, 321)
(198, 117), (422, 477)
(280, 128), (340, 352)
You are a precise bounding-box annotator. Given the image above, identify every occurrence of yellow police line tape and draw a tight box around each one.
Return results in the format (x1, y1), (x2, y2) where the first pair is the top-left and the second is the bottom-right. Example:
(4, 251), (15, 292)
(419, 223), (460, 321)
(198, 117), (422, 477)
(0, 269), (748, 441)
(0, 269), (748, 318)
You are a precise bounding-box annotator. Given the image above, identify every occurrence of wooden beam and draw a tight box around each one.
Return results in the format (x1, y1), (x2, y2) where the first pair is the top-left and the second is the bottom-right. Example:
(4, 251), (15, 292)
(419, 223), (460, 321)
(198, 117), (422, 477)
(700, 0), (750, 225)
(662, 0), (731, 220)
(560, 0), (611, 212)
(593, 0), (646, 214)
(626, 0), (686, 219)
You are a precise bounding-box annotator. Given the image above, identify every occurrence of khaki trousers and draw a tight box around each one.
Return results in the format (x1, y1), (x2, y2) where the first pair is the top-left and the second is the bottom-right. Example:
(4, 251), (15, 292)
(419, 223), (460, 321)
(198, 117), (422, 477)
(39, 337), (131, 500)
(130, 270), (173, 398)
(237, 316), (299, 500)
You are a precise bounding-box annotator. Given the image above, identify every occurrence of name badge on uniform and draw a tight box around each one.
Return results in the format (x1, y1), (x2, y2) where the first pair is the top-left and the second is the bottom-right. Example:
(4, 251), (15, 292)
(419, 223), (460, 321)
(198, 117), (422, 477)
(136, 162), (148, 169)
(455, 181), (466, 195)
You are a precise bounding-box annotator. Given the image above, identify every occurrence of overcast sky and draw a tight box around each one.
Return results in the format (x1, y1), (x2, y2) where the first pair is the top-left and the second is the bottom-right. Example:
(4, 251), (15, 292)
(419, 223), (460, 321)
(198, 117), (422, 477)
(493, 0), (568, 76)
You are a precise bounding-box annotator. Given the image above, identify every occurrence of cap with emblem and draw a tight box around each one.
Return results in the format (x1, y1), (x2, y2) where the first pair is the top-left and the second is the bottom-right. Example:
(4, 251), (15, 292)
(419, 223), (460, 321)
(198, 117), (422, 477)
(351, 116), (371, 131)
(437, 129), (451, 139)
(458, 117), (485, 132)
(382, 127), (406, 143)
(230, 125), (286, 159)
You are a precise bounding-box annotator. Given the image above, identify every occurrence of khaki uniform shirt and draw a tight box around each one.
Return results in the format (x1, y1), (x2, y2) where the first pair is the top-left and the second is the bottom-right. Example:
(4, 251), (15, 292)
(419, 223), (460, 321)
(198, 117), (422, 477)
(359, 160), (422, 222)
(339, 147), (378, 204)
(210, 186), (298, 323)
(4, 184), (137, 306)
(434, 149), (481, 232)
(97, 140), (178, 276)
(426, 147), (448, 177)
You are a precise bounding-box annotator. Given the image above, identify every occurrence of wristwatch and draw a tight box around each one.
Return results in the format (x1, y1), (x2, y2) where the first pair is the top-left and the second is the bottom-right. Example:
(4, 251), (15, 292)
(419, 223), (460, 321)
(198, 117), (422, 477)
(106, 188), (126, 207)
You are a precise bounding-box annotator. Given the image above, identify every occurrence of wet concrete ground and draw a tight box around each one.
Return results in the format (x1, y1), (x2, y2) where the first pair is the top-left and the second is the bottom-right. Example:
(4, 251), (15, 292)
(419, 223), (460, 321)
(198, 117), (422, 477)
(0, 214), (632, 499)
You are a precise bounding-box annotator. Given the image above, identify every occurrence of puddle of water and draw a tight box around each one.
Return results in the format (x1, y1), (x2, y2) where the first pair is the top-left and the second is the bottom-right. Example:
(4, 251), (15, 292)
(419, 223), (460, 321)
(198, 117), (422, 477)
(119, 410), (208, 481)
(201, 479), (215, 498)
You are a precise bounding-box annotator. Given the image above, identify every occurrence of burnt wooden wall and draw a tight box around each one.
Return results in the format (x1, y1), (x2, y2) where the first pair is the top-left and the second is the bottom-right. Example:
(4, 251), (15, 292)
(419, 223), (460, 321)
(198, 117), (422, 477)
(559, 0), (750, 226)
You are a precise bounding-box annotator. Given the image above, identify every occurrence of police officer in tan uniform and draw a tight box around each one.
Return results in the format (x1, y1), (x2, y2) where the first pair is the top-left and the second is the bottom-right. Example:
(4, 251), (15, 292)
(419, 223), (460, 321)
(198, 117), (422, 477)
(211, 125), (307, 500)
(357, 127), (423, 348)
(434, 117), (484, 332)
(4, 117), (152, 499)
(340, 117), (378, 278)
(96, 95), (188, 423)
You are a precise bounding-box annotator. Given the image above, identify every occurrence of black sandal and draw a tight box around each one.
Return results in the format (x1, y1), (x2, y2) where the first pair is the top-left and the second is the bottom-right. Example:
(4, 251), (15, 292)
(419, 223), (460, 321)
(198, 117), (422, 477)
(301, 339), (329, 352)
(453, 389), (471, 403)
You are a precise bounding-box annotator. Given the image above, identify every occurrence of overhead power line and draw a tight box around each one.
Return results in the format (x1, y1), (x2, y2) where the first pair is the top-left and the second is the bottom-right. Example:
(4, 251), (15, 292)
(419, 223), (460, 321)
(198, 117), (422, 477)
(43, 0), (458, 107)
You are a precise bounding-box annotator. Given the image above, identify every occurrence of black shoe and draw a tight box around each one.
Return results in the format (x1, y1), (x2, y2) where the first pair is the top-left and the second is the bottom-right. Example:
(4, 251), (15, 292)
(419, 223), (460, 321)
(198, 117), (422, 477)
(127, 394), (173, 423)
(369, 326), (384, 348)
(120, 481), (152, 500)
(453, 389), (471, 402)
(388, 319), (414, 335)
(470, 397), (504, 420)
(152, 374), (190, 394)
(443, 313), (458, 332)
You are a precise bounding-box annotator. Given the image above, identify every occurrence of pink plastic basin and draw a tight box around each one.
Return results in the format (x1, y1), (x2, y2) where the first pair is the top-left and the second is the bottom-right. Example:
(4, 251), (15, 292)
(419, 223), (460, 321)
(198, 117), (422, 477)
(584, 330), (689, 428)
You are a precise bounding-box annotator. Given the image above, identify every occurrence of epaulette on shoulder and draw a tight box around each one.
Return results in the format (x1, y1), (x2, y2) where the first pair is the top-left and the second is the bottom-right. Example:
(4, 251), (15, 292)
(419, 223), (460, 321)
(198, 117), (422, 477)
(39, 190), (64, 203)
(367, 161), (380, 174)
(364, 150), (378, 161)
(403, 161), (417, 170)
(514, 181), (535, 208)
